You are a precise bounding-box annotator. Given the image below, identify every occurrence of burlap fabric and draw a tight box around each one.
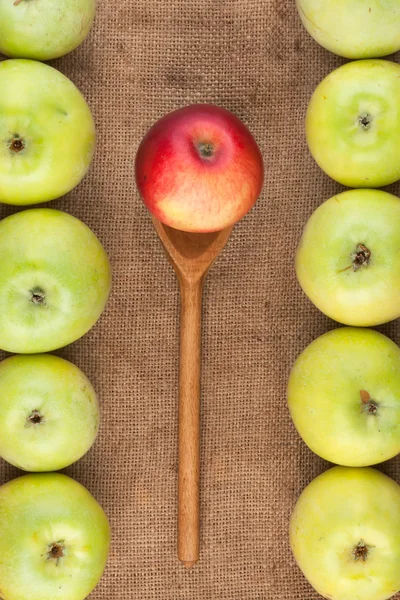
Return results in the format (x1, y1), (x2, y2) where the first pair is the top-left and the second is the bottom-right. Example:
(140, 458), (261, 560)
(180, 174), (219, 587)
(1, 1), (400, 598)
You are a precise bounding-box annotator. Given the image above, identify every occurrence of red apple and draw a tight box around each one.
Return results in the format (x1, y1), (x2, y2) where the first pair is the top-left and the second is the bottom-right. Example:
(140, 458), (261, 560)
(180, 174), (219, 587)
(135, 104), (264, 232)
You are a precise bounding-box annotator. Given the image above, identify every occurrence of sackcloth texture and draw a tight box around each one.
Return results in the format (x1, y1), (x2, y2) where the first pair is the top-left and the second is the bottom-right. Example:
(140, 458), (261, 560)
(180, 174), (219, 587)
(1, 1), (400, 598)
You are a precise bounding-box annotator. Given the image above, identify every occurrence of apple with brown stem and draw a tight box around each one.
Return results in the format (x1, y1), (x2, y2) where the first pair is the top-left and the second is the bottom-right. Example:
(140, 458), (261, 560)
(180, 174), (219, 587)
(135, 104), (264, 233)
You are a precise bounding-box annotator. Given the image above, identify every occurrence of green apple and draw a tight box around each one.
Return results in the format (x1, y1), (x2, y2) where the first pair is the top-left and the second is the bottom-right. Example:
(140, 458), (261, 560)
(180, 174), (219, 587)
(288, 327), (400, 467)
(0, 0), (96, 61)
(306, 60), (400, 188)
(0, 354), (99, 472)
(0, 59), (95, 205)
(297, 0), (400, 59)
(0, 473), (110, 600)
(290, 466), (400, 600)
(0, 208), (111, 353)
(296, 189), (400, 326)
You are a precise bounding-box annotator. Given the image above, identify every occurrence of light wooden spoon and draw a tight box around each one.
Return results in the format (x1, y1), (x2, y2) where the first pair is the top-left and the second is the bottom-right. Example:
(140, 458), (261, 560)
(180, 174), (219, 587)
(152, 216), (233, 568)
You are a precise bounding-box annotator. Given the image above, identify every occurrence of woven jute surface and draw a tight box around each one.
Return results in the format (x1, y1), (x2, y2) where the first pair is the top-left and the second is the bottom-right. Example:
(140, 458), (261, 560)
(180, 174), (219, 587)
(1, 1), (400, 598)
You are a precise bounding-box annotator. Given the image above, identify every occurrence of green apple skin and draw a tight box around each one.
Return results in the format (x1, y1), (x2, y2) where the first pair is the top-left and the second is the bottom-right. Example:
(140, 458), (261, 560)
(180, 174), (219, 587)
(0, 59), (95, 206)
(0, 354), (99, 472)
(290, 467), (400, 600)
(306, 60), (400, 188)
(297, 0), (400, 59)
(288, 328), (400, 467)
(296, 189), (400, 326)
(0, 208), (111, 354)
(0, 473), (110, 600)
(0, 0), (96, 61)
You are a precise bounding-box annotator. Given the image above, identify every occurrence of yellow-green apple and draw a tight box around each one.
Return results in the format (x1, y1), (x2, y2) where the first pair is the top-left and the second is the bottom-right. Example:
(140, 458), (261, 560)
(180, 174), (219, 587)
(0, 354), (99, 472)
(0, 208), (111, 353)
(296, 189), (400, 326)
(0, 59), (95, 205)
(306, 60), (400, 188)
(288, 327), (400, 466)
(0, 0), (96, 60)
(290, 466), (400, 600)
(135, 104), (264, 232)
(0, 473), (110, 600)
(297, 0), (400, 59)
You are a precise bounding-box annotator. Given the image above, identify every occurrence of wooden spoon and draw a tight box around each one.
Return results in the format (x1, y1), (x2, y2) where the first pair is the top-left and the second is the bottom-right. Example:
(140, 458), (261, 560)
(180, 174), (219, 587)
(152, 216), (233, 568)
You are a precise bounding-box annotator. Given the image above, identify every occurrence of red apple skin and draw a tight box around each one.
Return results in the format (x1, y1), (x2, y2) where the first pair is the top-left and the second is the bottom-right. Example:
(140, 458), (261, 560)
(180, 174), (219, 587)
(135, 104), (264, 233)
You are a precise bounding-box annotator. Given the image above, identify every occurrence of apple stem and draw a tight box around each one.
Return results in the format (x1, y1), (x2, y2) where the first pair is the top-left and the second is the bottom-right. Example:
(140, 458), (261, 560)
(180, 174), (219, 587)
(353, 540), (370, 561)
(360, 390), (370, 404)
(196, 142), (214, 159)
(30, 288), (46, 305)
(9, 137), (25, 153)
(337, 264), (352, 274)
(47, 541), (65, 565)
(13, 0), (24, 6)
(352, 244), (371, 271)
(358, 113), (372, 130)
(338, 244), (371, 274)
(25, 410), (44, 427)
(365, 402), (378, 415)
(360, 390), (378, 415)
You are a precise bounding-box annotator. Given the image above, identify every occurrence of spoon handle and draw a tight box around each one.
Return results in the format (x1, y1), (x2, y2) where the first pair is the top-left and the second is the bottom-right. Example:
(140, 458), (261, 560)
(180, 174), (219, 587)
(178, 278), (203, 568)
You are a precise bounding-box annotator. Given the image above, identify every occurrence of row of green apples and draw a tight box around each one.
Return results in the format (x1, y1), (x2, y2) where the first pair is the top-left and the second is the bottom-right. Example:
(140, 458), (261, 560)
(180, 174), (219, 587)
(288, 328), (400, 600)
(289, 3), (400, 600)
(298, 59), (400, 327)
(0, 1), (112, 599)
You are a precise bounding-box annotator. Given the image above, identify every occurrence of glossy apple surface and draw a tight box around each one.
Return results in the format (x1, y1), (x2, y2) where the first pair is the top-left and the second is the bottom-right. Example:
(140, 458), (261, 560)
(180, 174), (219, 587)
(306, 60), (400, 188)
(0, 0), (96, 60)
(296, 189), (400, 326)
(135, 104), (264, 232)
(0, 208), (111, 353)
(290, 466), (400, 600)
(297, 0), (400, 59)
(288, 327), (400, 466)
(0, 354), (99, 471)
(0, 473), (110, 600)
(0, 59), (95, 205)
